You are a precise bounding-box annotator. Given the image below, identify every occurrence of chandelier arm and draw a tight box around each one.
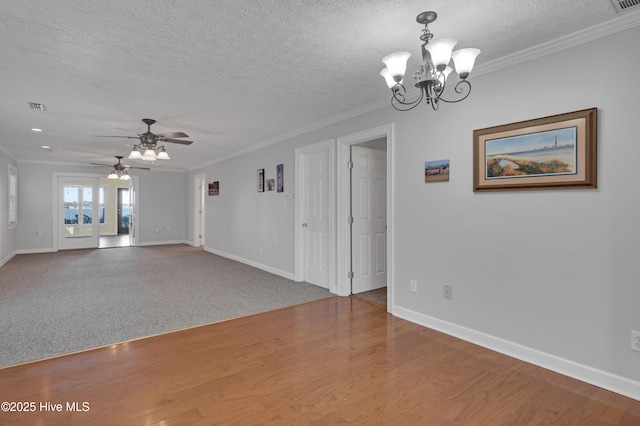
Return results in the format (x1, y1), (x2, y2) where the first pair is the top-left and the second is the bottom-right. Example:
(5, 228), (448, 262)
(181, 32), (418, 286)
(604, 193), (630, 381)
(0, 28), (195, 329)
(391, 86), (426, 111)
(437, 80), (472, 104)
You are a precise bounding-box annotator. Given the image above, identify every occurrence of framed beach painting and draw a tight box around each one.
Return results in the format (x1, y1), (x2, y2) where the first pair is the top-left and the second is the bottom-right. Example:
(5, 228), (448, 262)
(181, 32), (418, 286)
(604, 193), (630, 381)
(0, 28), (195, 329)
(425, 159), (450, 183)
(473, 108), (597, 192)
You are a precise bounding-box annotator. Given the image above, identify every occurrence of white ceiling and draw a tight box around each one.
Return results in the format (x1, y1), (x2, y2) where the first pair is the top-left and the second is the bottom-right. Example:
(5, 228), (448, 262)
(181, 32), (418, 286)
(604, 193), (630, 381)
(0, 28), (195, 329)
(0, 0), (636, 172)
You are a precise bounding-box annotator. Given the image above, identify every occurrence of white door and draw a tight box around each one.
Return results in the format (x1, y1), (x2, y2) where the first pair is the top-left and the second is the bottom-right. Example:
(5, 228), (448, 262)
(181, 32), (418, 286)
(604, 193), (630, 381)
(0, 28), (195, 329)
(302, 148), (330, 288)
(194, 174), (205, 247)
(58, 177), (100, 250)
(351, 146), (387, 294)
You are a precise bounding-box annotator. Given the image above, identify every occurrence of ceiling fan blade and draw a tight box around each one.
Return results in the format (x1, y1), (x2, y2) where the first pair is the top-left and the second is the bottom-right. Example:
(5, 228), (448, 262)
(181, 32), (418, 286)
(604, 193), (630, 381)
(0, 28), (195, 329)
(95, 135), (140, 139)
(89, 162), (112, 167)
(115, 127), (138, 134)
(119, 165), (150, 171)
(156, 131), (188, 138)
(161, 138), (193, 145)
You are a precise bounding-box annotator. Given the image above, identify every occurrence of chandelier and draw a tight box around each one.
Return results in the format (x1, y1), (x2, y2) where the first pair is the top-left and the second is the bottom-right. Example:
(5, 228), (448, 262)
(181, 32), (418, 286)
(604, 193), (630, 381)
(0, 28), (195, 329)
(380, 11), (480, 111)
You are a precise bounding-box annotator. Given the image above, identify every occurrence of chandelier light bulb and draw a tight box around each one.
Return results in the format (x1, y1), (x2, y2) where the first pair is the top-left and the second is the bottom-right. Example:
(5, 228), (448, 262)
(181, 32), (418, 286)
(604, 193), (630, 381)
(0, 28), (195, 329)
(451, 48), (481, 79)
(425, 38), (457, 70)
(128, 149), (142, 160)
(156, 147), (170, 160)
(382, 51), (411, 82)
(107, 171), (119, 179)
(379, 68), (399, 89)
(142, 149), (157, 162)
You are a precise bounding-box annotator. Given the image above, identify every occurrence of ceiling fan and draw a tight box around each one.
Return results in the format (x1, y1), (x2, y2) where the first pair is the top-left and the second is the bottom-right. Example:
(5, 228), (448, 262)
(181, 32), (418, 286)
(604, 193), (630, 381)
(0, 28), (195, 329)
(90, 156), (150, 180)
(98, 118), (193, 161)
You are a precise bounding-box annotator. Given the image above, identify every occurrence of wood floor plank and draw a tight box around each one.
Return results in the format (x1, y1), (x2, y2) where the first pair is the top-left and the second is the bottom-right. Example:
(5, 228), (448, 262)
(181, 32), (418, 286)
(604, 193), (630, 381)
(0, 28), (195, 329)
(0, 296), (637, 425)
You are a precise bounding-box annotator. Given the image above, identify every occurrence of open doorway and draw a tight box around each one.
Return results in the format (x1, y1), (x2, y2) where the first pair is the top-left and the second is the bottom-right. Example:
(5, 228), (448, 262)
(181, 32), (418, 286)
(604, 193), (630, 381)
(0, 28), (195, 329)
(98, 178), (134, 248)
(336, 124), (394, 312)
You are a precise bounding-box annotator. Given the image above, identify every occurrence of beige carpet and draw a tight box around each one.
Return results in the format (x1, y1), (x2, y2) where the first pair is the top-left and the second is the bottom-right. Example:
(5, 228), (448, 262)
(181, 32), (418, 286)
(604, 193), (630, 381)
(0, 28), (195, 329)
(0, 245), (331, 368)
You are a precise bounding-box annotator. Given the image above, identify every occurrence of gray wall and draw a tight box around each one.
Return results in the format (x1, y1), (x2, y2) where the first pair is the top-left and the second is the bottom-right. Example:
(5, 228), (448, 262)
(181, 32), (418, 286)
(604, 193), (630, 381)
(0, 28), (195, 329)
(187, 25), (640, 391)
(15, 162), (187, 251)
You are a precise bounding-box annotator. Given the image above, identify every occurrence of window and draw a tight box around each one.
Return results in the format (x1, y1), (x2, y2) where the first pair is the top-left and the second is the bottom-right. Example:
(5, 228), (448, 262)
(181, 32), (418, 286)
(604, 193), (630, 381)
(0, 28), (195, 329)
(8, 164), (17, 227)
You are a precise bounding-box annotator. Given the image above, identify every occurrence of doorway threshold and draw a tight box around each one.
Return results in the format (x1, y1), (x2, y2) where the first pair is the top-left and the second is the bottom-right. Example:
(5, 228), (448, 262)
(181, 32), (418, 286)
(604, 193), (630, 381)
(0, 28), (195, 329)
(99, 235), (131, 248)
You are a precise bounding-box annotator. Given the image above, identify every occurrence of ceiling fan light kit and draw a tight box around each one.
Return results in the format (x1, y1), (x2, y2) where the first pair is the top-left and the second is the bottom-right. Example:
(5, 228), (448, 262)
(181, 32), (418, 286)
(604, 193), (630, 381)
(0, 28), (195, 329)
(99, 118), (193, 162)
(380, 11), (481, 111)
(91, 156), (150, 180)
(107, 170), (131, 180)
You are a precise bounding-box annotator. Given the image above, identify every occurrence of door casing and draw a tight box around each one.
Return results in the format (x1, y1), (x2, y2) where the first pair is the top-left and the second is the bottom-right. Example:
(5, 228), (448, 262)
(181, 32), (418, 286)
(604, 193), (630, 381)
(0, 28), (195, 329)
(53, 173), (139, 251)
(194, 173), (206, 247)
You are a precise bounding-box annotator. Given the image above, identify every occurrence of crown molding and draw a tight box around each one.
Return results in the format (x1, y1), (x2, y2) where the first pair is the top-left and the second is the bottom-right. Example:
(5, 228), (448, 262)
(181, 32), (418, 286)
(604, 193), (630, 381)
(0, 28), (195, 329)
(189, 97), (389, 171)
(17, 158), (185, 173)
(473, 8), (640, 78)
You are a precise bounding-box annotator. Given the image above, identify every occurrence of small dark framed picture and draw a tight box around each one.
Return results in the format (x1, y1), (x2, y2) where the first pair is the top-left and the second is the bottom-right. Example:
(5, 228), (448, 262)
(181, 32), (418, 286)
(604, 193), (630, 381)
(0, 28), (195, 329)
(425, 160), (450, 183)
(257, 169), (265, 192)
(267, 179), (275, 191)
(208, 181), (219, 196)
(276, 164), (284, 192)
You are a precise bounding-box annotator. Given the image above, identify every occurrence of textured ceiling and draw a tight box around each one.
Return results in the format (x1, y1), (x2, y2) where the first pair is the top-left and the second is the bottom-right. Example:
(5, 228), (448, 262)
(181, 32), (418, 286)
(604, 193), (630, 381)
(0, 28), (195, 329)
(0, 0), (632, 171)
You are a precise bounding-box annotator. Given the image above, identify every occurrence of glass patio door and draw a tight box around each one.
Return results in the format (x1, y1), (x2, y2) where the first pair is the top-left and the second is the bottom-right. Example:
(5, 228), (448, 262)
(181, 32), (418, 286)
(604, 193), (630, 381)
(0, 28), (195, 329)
(58, 177), (100, 250)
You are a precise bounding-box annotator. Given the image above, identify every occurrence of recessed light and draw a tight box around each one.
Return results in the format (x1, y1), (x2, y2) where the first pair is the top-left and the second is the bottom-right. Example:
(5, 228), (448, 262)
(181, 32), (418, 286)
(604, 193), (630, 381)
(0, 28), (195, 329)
(41, 145), (50, 149)
(32, 128), (43, 132)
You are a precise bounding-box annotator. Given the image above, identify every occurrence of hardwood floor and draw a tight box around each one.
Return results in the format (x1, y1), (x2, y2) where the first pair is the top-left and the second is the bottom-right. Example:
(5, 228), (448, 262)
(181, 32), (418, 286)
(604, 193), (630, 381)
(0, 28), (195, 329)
(0, 297), (638, 425)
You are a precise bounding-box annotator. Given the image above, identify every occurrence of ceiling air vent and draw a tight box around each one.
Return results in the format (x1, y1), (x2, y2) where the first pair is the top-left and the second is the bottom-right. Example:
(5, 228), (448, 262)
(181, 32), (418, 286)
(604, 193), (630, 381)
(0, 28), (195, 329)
(610, 0), (640, 12)
(28, 102), (46, 111)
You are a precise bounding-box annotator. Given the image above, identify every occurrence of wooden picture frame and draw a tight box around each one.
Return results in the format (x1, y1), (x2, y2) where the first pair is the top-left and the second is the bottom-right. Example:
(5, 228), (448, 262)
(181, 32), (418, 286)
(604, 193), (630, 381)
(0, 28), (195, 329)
(473, 108), (597, 192)
(257, 169), (264, 192)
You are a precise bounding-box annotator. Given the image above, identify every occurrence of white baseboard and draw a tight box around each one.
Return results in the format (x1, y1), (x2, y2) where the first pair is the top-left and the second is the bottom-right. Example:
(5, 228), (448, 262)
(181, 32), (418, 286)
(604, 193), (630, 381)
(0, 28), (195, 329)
(136, 240), (187, 247)
(0, 251), (17, 268)
(393, 305), (640, 401)
(204, 246), (295, 281)
(15, 248), (57, 255)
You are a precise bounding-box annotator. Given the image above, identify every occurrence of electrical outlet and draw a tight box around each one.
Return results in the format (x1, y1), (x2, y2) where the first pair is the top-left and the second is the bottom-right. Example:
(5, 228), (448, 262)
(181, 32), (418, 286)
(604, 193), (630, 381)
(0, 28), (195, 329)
(443, 284), (453, 300)
(410, 279), (417, 293)
(632, 331), (640, 352)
